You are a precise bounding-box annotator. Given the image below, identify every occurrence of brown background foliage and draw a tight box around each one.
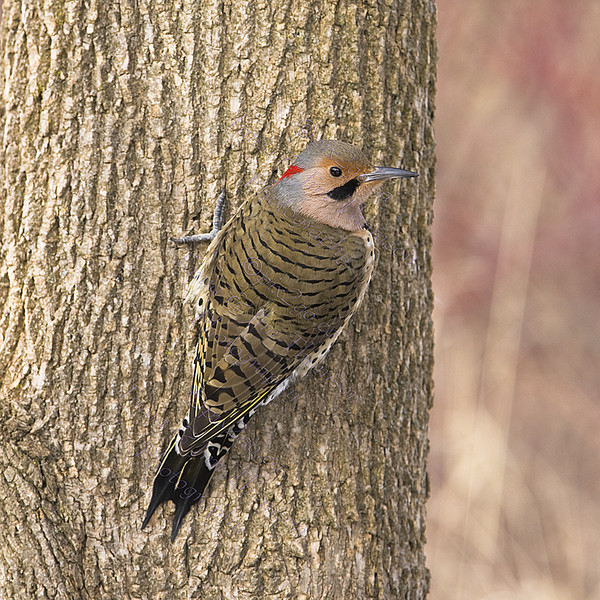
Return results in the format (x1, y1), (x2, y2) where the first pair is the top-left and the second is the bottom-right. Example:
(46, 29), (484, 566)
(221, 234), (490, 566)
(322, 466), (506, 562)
(429, 1), (600, 599)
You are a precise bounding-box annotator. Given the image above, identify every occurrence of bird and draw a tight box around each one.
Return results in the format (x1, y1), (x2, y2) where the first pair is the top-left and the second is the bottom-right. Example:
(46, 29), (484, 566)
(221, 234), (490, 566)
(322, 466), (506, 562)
(141, 139), (417, 540)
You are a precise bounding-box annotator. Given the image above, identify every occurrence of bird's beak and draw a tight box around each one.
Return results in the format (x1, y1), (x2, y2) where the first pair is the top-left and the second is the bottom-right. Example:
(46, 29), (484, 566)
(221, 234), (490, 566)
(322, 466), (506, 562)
(358, 166), (418, 182)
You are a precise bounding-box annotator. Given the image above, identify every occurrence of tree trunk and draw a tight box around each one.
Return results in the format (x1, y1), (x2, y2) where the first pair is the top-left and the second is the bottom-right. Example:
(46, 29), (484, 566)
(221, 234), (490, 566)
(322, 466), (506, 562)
(0, 0), (435, 598)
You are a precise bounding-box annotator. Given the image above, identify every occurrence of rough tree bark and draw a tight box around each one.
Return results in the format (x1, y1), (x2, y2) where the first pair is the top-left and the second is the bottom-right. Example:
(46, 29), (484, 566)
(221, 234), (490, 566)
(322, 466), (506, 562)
(0, 0), (436, 598)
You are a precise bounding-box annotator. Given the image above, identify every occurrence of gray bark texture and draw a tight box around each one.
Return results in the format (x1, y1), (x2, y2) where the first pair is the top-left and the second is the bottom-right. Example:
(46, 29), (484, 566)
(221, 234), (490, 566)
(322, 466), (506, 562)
(0, 0), (436, 598)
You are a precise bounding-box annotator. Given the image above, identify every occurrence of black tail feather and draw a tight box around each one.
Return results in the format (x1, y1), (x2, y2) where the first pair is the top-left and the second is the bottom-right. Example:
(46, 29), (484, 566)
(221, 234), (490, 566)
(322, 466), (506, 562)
(141, 439), (215, 540)
(170, 457), (214, 541)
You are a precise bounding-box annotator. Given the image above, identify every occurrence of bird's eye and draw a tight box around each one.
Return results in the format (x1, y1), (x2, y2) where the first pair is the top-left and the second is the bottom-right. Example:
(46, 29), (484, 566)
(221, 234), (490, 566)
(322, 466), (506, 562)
(329, 166), (342, 177)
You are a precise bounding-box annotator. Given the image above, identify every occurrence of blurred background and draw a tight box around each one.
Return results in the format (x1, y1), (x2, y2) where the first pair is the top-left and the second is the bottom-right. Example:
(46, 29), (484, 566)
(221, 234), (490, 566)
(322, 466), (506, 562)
(428, 1), (600, 598)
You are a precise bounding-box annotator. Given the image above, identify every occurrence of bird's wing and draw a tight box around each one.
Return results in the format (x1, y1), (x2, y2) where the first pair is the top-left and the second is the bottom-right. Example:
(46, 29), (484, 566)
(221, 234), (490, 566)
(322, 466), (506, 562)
(179, 301), (328, 456)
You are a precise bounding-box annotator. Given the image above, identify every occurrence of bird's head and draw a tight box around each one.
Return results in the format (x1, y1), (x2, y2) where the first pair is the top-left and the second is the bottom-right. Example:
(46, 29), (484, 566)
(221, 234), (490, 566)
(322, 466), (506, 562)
(272, 140), (417, 231)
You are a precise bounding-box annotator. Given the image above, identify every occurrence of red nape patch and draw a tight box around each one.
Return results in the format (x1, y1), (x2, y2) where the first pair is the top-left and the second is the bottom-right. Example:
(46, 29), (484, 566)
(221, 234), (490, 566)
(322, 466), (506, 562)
(278, 164), (304, 181)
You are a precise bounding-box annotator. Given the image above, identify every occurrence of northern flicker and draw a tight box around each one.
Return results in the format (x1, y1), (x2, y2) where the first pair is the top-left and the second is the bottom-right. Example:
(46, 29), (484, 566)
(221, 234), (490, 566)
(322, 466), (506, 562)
(142, 139), (417, 540)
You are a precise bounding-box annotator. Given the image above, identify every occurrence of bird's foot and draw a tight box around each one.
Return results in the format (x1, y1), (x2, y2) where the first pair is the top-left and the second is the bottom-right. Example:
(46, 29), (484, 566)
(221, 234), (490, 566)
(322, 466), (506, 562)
(171, 188), (227, 244)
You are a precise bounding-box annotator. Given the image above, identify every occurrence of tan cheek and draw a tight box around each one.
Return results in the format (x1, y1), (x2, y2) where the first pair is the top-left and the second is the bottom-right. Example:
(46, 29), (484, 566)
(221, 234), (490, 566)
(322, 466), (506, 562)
(304, 173), (330, 195)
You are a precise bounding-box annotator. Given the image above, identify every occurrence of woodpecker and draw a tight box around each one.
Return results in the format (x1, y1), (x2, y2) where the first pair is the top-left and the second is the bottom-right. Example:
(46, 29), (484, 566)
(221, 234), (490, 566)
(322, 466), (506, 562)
(142, 140), (417, 540)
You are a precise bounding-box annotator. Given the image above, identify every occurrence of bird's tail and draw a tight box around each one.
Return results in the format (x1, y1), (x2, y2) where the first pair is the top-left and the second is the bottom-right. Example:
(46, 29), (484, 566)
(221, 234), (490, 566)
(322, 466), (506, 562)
(141, 436), (214, 541)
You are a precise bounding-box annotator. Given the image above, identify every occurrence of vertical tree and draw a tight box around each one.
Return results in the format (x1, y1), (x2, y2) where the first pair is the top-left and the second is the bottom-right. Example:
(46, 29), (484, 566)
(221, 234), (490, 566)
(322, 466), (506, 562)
(0, 0), (435, 598)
